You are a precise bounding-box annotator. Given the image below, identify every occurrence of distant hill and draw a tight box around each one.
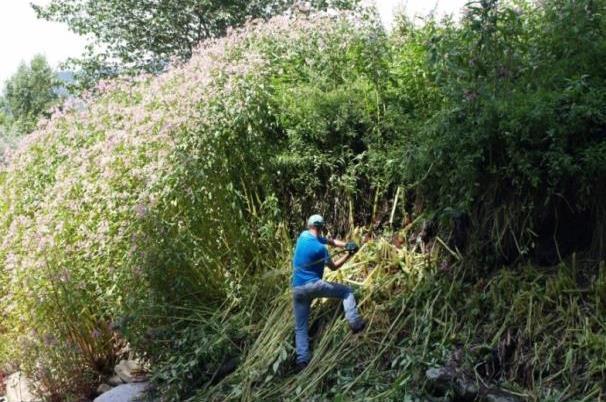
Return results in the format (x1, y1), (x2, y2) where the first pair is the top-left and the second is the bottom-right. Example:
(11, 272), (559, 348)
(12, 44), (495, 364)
(54, 70), (75, 97)
(57, 70), (75, 83)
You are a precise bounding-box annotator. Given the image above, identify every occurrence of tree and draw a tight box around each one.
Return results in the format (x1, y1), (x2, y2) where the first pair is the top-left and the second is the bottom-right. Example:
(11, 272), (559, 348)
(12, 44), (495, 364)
(32, 0), (359, 90)
(2, 55), (60, 134)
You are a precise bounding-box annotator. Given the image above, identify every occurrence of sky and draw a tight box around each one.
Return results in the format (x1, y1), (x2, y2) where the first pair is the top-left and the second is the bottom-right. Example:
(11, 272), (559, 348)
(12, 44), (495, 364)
(0, 0), (87, 86)
(0, 0), (468, 87)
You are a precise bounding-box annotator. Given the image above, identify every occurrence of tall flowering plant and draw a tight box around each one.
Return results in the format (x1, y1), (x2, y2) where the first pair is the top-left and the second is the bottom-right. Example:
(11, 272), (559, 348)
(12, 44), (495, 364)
(0, 10), (392, 399)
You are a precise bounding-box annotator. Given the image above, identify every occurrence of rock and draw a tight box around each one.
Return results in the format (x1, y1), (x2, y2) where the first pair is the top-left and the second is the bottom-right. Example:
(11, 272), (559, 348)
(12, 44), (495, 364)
(115, 360), (148, 383)
(481, 389), (523, 402)
(454, 376), (480, 400)
(93, 383), (149, 402)
(426, 346), (522, 402)
(425, 366), (456, 395)
(426, 366), (480, 401)
(5, 372), (40, 402)
(108, 375), (125, 386)
(96, 383), (113, 395)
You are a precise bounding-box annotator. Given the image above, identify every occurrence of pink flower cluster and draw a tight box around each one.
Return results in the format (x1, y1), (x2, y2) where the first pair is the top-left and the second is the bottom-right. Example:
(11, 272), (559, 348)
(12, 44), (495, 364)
(0, 10), (374, 378)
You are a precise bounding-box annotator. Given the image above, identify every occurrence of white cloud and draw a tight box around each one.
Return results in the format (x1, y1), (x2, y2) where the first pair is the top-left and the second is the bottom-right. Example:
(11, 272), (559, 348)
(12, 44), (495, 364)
(0, 0), (86, 86)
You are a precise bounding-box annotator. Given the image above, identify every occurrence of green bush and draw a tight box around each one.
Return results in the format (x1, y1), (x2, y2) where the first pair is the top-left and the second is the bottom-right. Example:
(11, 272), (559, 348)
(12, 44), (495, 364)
(407, 0), (606, 263)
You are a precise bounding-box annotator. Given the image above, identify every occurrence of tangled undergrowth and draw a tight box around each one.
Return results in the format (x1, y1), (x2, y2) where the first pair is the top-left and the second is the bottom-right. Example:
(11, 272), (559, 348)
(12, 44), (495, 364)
(0, 1), (605, 400)
(186, 235), (606, 401)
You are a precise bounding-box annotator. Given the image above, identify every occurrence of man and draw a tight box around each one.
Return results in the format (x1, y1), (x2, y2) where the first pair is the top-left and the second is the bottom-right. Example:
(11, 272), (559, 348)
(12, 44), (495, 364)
(292, 214), (366, 371)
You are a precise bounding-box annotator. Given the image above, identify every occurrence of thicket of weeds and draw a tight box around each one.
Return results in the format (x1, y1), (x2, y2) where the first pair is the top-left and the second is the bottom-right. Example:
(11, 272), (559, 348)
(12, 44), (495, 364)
(197, 236), (606, 401)
(0, 1), (605, 400)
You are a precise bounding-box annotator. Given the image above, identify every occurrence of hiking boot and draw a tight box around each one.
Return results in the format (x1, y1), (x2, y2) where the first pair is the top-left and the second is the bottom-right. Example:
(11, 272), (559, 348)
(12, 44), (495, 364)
(295, 361), (308, 372)
(349, 319), (366, 334)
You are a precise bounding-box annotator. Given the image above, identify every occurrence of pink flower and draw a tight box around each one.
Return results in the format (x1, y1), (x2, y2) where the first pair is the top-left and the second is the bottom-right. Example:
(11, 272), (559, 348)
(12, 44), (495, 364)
(135, 203), (148, 218)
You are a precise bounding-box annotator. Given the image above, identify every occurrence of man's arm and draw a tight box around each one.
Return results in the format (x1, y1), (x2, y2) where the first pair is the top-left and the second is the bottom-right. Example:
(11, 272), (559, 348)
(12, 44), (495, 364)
(327, 238), (347, 248)
(326, 252), (351, 271)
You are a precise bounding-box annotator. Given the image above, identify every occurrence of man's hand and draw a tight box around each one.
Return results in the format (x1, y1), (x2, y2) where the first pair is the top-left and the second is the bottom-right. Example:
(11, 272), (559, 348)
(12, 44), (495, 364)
(327, 241), (359, 271)
(345, 241), (359, 255)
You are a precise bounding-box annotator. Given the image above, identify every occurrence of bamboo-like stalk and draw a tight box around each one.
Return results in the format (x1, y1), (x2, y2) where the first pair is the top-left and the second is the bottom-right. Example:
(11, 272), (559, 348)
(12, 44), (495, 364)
(389, 186), (401, 228)
(195, 235), (606, 402)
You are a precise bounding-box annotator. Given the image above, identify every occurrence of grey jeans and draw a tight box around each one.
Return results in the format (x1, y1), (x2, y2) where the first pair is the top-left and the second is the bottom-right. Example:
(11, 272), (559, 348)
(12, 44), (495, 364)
(292, 280), (361, 364)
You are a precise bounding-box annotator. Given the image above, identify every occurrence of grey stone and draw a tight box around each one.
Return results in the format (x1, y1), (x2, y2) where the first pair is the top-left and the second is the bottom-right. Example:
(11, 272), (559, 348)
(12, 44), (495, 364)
(481, 390), (523, 402)
(93, 383), (149, 402)
(5, 372), (40, 402)
(115, 360), (148, 383)
(426, 366), (456, 382)
(454, 376), (479, 400)
(425, 366), (456, 394)
(426, 366), (480, 401)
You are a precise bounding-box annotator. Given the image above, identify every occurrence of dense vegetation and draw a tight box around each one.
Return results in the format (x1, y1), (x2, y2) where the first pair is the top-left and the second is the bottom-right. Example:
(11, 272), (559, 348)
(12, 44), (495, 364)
(0, 1), (605, 400)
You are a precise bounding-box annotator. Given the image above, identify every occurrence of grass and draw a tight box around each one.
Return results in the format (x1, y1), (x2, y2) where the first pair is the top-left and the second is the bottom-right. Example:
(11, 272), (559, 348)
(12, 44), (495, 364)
(177, 234), (606, 401)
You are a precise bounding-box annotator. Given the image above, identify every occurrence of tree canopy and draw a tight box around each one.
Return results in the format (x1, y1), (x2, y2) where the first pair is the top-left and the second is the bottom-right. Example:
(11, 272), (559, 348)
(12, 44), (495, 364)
(1, 54), (60, 135)
(33, 0), (359, 89)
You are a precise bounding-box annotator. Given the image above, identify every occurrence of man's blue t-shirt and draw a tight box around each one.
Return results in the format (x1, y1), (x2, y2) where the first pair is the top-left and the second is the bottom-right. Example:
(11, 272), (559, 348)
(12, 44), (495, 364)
(292, 230), (329, 287)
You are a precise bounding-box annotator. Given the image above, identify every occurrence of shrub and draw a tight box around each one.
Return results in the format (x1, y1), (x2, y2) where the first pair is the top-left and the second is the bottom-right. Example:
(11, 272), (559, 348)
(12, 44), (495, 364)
(407, 0), (606, 264)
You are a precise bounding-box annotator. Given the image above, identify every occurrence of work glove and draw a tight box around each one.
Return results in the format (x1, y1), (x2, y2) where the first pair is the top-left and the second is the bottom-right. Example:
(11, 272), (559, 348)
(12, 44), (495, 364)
(345, 241), (359, 255)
